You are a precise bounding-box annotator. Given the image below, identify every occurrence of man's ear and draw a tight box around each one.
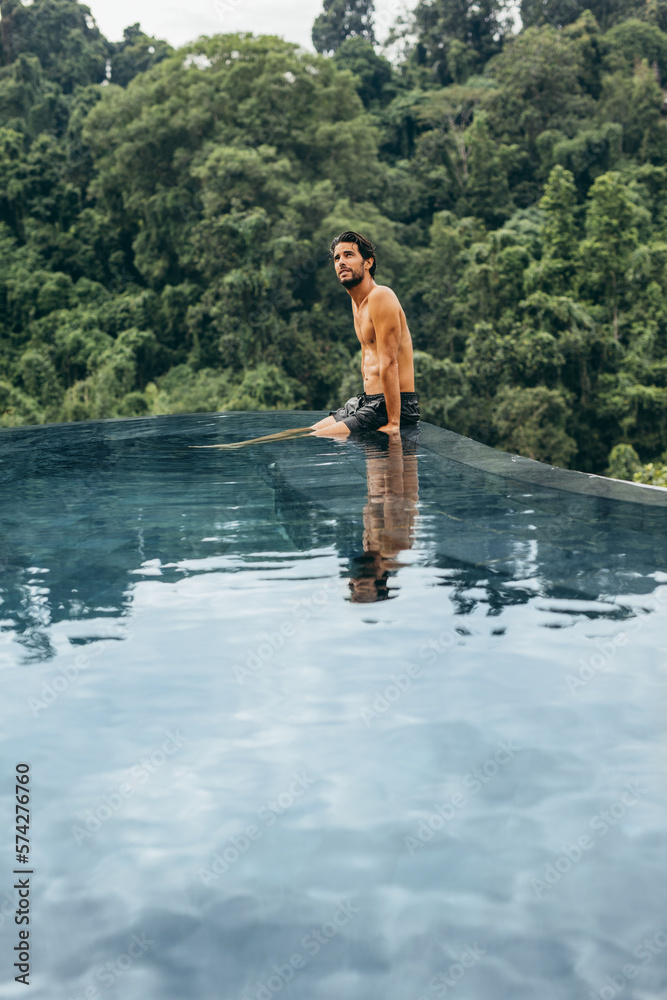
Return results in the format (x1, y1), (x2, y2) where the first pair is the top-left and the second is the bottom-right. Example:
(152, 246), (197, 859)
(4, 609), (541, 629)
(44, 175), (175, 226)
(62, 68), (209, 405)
(366, 257), (374, 272)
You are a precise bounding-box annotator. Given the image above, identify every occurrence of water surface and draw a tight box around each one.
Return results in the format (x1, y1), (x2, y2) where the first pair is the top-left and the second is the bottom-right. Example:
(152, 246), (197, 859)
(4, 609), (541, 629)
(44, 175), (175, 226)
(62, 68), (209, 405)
(1, 412), (666, 1000)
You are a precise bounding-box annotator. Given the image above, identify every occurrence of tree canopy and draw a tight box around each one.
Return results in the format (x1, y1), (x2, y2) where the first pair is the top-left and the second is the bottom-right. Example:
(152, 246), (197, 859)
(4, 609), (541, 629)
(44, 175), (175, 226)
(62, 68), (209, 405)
(312, 0), (376, 55)
(2, 0), (667, 481)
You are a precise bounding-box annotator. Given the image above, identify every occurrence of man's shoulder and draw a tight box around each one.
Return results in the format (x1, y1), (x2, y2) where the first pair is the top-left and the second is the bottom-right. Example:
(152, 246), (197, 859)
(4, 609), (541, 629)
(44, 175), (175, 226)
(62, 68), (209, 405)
(367, 284), (400, 309)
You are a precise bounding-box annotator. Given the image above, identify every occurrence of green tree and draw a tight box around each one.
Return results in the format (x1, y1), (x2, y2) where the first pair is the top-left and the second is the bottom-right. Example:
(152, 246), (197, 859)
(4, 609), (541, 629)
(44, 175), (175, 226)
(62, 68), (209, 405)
(312, 0), (376, 55)
(0, 52), (69, 138)
(526, 164), (579, 291)
(521, 0), (644, 30)
(18, 347), (62, 412)
(0, 378), (42, 426)
(332, 37), (394, 107)
(410, 0), (512, 84)
(604, 18), (667, 83)
(412, 349), (468, 426)
(492, 385), (578, 465)
(108, 24), (173, 87)
(579, 171), (650, 339)
(6, 1), (667, 477)
(483, 19), (598, 148)
(598, 59), (667, 161)
(408, 81), (498, 215)
(605, 441), (641, 477)
(463, 113), (516, 224)
(539, 122), (623, 193)
(0, 0), (108, 92)
(540, 164), (578, 260)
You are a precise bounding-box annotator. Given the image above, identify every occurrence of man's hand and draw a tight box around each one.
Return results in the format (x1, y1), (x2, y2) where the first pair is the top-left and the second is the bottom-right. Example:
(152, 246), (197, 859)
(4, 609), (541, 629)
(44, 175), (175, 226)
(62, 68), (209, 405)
(377, 423), (400, 436)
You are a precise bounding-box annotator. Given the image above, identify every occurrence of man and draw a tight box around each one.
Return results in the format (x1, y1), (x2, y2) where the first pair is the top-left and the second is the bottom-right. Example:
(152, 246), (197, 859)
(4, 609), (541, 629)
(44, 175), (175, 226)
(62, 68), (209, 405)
(193, 231), (419, 451)
(348, 433), (419, 602)
(311, 231), (419, 438)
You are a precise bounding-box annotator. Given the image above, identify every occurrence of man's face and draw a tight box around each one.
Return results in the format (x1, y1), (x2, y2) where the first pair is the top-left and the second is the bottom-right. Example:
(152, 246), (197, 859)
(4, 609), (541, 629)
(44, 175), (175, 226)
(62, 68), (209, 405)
(333, 241), (370, 288)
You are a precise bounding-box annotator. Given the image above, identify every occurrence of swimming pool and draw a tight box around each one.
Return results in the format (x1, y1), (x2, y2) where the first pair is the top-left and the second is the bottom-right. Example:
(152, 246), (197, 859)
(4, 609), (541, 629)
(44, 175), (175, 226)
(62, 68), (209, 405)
(1, 412), (666, 1000)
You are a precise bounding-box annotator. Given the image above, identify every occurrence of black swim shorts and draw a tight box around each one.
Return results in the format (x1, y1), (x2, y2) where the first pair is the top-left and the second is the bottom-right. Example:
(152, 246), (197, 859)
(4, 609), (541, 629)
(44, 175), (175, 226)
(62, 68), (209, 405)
(329, 392), (420, 433)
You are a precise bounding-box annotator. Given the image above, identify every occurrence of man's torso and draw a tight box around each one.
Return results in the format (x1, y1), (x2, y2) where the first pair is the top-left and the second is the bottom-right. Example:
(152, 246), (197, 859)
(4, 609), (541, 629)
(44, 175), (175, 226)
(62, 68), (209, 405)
(352, 286), (415, 395)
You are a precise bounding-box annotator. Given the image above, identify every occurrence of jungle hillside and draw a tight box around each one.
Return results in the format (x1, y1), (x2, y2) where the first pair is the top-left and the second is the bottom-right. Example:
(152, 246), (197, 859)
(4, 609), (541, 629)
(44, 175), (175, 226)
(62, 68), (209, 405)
(3, 0), (667, 481)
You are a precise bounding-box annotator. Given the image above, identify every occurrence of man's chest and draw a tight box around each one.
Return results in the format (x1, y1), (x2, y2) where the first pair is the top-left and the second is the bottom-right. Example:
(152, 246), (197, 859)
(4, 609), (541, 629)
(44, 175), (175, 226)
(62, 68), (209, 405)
(353, 308), (376, 346)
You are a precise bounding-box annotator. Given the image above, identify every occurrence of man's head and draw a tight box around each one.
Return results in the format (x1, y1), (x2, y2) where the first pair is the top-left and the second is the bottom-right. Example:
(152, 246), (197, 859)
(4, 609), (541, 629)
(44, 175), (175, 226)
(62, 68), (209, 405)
(330, 231), (376, 289)
(348, 552), (393, 603)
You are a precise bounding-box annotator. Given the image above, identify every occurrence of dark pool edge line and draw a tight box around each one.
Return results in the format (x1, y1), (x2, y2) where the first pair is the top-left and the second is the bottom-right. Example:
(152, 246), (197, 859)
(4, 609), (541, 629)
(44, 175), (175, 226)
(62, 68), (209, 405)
(415, 422), (667, 508)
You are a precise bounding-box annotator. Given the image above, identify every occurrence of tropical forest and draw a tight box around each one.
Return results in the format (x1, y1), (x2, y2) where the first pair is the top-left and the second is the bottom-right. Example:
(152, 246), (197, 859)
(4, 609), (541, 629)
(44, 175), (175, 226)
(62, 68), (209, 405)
(2, 0), (667, 481)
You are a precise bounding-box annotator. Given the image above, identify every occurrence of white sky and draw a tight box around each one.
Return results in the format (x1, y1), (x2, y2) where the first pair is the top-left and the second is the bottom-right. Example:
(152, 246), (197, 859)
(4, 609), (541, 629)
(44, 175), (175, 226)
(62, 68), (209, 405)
(84, 0), (412, 50)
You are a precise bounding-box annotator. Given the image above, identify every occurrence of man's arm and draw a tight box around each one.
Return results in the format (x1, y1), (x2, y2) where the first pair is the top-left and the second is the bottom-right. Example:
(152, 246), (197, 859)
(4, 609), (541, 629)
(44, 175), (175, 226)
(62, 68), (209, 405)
(368, 288), (401, 433)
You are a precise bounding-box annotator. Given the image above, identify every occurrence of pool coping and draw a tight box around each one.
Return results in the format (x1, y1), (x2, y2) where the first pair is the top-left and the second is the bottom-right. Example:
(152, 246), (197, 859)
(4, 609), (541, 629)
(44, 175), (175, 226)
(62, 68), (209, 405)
(416, 423), (667, 508)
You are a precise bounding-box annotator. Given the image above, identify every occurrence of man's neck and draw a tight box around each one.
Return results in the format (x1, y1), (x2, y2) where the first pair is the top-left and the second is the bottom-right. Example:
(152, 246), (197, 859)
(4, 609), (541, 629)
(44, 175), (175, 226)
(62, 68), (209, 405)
(347, 275), (376, 308)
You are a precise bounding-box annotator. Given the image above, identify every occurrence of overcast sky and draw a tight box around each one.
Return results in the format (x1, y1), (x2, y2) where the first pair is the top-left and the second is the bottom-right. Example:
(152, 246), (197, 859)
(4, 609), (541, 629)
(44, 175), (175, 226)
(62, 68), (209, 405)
(85, 0), (412, 50)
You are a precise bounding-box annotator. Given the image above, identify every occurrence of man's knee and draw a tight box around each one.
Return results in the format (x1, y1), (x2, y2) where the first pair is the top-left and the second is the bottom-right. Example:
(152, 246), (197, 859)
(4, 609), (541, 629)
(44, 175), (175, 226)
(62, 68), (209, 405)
(312, 422), (350, 438)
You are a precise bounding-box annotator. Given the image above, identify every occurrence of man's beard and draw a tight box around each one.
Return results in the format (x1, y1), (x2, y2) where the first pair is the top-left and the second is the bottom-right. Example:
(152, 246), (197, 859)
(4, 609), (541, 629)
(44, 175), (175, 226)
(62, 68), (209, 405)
(339, 267), (363, 288)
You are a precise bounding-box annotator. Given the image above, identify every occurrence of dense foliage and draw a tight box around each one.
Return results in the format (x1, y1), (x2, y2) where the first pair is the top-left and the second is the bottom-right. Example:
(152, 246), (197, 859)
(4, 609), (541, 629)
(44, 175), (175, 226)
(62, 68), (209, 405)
(312, 0), (376, 54)
(3, 0), (667, 477)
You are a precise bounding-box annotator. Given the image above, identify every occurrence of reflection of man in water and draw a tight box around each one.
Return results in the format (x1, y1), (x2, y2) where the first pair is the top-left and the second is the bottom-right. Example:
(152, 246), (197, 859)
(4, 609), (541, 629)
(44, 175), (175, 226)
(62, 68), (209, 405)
(312, 231), (420, 439)
(348, 435), (419, 603)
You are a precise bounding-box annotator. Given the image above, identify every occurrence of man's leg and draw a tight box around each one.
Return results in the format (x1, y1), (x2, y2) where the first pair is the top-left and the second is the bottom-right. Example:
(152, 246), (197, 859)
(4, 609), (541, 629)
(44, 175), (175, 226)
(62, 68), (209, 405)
(314, 394), (390, 438)
(192, 426), (312, 449)
(311, 421), (350, 438)
(312, 395), (363, 432)
(310, 415), (338, 430)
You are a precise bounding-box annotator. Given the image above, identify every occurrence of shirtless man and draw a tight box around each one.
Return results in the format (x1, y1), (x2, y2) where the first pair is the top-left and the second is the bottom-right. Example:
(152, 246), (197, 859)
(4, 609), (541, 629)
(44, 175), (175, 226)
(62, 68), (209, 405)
(192, 232), (418, 451)
(311, 231), (419, 438)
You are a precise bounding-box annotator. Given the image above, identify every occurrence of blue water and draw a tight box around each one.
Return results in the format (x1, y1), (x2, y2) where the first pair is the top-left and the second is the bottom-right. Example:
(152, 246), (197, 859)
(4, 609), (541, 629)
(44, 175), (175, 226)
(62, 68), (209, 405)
(1, 412), (666, 1000)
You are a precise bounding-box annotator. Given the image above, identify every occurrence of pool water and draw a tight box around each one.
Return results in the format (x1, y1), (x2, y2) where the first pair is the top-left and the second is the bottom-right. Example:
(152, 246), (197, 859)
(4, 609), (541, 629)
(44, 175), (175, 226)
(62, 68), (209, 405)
(1, 411), (666, 1000)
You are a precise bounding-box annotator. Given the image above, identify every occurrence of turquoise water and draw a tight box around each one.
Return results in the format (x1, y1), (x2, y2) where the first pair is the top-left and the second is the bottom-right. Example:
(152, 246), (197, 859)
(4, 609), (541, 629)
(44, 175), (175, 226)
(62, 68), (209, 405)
(1, 412), (666, 1000)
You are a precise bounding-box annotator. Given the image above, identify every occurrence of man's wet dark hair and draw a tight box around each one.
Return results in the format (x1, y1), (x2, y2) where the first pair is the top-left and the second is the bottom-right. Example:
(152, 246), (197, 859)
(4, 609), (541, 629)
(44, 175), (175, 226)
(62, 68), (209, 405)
(330, 231), (377, 278)
(348, 553), (393, 603)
